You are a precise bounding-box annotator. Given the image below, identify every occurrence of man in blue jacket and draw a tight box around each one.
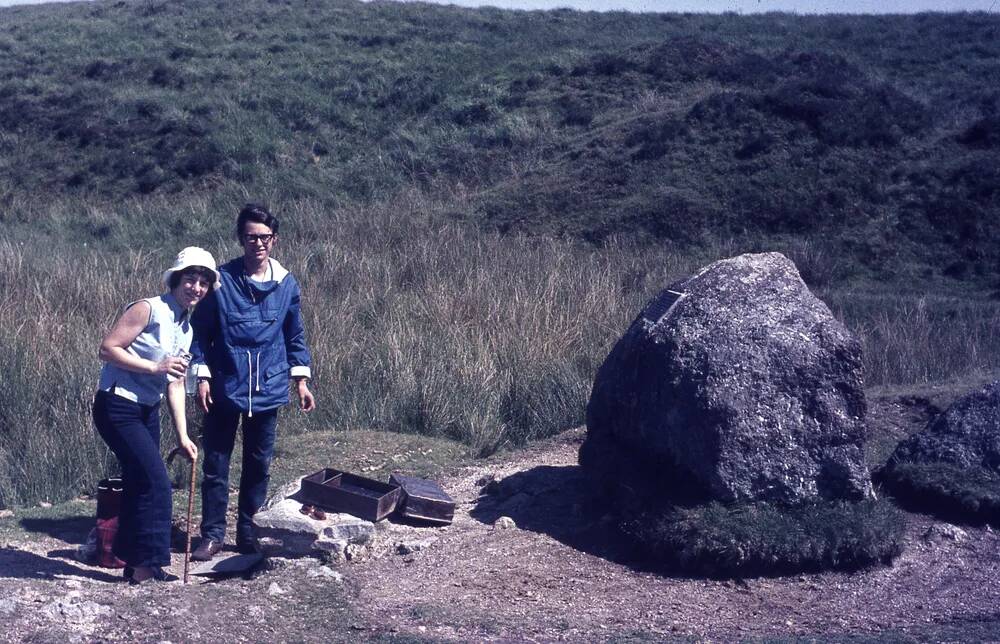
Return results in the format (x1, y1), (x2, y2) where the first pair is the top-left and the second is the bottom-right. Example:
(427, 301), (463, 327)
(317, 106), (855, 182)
(189, 203), (315, 560)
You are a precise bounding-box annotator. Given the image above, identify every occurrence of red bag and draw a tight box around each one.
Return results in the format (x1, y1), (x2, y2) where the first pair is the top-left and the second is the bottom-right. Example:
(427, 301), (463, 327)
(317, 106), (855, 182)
(95, 478), (126, 569)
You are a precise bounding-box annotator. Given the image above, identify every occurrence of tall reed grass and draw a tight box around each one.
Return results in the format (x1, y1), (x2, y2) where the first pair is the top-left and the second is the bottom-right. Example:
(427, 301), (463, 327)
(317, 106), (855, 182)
(1, 192), (998, 507)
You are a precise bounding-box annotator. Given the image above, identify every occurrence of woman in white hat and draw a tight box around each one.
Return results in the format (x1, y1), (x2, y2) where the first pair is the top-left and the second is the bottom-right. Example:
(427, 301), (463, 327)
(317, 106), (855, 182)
(92, 246), (219, 584)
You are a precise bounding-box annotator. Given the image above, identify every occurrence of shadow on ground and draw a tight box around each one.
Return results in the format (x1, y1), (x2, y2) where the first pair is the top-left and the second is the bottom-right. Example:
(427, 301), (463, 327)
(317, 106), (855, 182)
(0, 547), (120, 582)
(19, 515), (93, 542)
(469, 464), (637, 565)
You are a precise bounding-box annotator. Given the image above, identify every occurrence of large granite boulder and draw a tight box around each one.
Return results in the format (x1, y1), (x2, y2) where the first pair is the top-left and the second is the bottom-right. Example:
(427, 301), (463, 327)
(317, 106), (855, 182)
(580, 252), (873, 506)
(886, 382), (1000, 471)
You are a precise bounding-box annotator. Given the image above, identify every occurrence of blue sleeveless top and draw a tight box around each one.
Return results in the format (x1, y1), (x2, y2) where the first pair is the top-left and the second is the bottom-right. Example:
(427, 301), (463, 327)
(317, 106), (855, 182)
(97, 293), (192, 405)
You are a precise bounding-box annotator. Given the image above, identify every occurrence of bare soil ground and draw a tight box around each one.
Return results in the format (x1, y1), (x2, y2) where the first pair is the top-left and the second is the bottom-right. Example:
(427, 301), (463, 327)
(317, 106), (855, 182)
(2, 395), (1000, 642)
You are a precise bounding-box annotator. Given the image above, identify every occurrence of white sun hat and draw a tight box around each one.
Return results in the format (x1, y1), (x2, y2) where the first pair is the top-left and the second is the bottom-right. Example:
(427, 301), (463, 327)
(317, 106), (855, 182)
(162, 246), (221, 290)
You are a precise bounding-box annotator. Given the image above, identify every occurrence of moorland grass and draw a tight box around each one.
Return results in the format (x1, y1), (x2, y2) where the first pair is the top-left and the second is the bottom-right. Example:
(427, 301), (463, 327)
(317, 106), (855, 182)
(3, 191), (1000, 508)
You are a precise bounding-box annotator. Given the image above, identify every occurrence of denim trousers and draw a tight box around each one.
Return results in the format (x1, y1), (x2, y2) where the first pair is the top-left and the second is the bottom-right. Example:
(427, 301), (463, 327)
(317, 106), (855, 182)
(200, 401), (278, 544)
(92, 390), (171, 568)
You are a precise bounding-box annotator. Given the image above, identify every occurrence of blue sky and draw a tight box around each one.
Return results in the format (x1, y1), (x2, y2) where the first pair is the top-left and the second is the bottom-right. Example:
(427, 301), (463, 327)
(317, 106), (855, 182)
(0, 0), (996, 11)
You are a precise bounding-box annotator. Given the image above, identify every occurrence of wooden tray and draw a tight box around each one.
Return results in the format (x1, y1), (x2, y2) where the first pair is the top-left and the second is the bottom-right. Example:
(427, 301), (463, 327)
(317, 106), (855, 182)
(389, 472), (455, 525)
(301, 468), (400, 522)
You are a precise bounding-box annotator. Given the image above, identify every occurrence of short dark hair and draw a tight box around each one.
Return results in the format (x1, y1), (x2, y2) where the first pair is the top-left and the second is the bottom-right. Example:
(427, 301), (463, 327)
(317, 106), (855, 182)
(169, 266), (216, 291)
(236, 203), (279, 238)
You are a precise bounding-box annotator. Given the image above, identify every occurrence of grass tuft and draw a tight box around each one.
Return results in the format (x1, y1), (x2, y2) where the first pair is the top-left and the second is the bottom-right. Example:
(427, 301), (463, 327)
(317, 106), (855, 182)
(624, 499), (907, 577)
(879, 461), (1000, 526)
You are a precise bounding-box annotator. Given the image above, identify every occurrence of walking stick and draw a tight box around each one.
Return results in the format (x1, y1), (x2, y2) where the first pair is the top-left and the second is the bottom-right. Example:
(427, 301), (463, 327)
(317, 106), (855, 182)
(168, 447), (197, 584)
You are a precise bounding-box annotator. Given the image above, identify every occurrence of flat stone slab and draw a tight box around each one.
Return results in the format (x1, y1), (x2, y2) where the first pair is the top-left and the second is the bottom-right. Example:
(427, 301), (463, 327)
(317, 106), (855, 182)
(254, 489), (376, 557)
(190, 553), (265, 577)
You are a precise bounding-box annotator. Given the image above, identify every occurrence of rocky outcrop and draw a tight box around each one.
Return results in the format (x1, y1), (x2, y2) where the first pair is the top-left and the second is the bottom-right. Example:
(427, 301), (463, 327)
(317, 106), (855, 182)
(253, 478), (376, 558)
(886, 381), (1000, 472)
(581, 252), (873, 507)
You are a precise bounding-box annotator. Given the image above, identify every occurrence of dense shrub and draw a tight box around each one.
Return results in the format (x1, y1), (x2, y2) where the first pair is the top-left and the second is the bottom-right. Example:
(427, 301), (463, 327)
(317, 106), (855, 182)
(623, 499), (907, 577)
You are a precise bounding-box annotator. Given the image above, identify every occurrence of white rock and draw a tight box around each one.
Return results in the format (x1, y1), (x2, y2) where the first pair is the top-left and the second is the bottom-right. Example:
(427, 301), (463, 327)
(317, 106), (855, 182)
(313, 537), (348, 555)
(345, 543), (368, 561)
(254, 499), (325, 535)
(254, 499), (375, 558)
(396, 537), (438, 555)
(320, 514), (375, 543)
(922, 523), (968, 543)
(494, 516), (516, 530)
(267, 582), (286, 596)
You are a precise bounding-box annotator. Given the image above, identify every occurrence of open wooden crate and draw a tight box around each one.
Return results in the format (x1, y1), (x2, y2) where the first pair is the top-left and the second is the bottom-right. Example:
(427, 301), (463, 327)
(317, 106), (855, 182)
(301, 468), (401, 522)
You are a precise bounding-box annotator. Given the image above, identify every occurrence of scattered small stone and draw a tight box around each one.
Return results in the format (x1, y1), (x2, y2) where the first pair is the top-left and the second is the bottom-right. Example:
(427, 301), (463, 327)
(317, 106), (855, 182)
(344, 543), (367, 561)
(0, 510), (13, 519)
(38, 502), (52, 509)
(267, 582), (286, 596)
(306, 566), (343, 581)
(314, 537), (347, 556)
(0, 598), (16, 615)
(41, 598), (112, 623)
(922, 524), (968, 544)
(494, 516), (516, 530)
(396, 537), (437, 555)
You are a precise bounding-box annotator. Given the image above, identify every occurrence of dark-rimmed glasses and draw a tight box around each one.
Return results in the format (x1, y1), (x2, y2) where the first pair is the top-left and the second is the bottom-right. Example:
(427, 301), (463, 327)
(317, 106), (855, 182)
(243, 233), (275, 245)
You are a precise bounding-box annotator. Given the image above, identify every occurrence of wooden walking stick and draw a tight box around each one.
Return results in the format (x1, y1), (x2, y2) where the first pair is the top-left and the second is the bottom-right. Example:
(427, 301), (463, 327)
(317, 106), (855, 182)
(168, 447), (197, 584)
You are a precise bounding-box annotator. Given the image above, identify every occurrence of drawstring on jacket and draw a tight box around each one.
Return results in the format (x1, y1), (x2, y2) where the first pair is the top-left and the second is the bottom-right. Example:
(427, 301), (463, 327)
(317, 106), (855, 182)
(246, 350), (264, 417)
(246, 351), (253, 417)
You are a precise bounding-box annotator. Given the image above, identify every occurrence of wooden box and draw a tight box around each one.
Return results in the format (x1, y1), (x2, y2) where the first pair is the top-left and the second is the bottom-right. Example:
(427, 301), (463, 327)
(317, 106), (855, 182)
(301, 468), (401, 522)
(389, 472), (455, 525)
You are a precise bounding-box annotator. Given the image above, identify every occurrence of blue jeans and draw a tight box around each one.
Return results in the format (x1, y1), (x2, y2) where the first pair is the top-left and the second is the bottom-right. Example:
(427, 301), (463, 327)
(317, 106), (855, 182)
(200, 402), (278, 544)
(92, 390), (171, 568)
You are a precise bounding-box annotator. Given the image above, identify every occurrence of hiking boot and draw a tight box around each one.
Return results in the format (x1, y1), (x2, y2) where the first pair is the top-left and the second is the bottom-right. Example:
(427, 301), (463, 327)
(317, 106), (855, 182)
(191, 538), (223, 561)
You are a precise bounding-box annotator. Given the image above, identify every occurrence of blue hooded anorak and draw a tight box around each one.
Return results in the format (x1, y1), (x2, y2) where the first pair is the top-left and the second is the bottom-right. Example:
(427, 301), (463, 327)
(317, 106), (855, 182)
(190, 257), (311, 415)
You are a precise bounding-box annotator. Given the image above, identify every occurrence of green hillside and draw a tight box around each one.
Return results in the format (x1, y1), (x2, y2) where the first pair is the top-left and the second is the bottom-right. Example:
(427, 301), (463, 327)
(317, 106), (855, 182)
(1, 1), (998, 284)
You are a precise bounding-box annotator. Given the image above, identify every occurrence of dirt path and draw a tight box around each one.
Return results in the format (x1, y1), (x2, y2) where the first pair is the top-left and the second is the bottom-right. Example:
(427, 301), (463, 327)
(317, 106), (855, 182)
(350, 428), (1000, 642)
(2, 397), (1000, 642)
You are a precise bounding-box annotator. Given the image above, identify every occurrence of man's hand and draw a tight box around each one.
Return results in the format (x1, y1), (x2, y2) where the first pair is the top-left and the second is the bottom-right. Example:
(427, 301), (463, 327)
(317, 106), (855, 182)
(197, 379), (213, 414)
(296, 379), (316, 412)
